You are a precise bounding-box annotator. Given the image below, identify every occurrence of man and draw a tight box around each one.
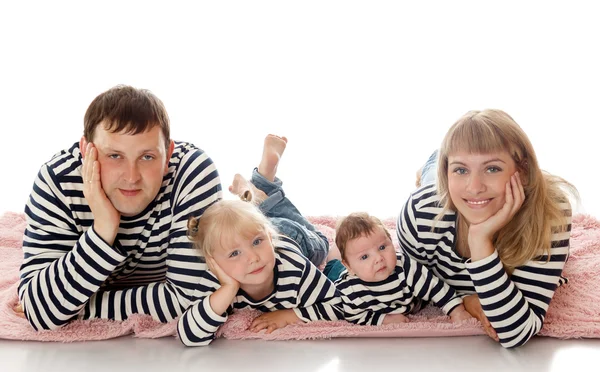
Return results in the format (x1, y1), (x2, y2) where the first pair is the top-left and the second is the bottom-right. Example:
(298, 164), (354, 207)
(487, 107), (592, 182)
(18, 85), (222, 330)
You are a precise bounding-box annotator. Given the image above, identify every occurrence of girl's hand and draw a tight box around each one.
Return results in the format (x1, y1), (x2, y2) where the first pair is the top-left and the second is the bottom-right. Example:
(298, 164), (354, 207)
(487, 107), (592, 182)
(468, 172), (525, 247)
(464, 294), (499, 342)
(250, 309), (300, 334)
(206, 257), (240, 290)
(449, 304), (473, 322)
(382, 313), (409, 325)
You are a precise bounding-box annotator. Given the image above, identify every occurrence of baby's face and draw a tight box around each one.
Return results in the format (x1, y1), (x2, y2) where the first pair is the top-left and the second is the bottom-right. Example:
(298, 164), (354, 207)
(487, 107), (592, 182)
(342, 228), (397, 282)
(211, 230), (276, 287)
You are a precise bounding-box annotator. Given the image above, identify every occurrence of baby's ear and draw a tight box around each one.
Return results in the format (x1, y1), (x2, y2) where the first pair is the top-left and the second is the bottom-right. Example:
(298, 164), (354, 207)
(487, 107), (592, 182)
(341, 260), (353, 275)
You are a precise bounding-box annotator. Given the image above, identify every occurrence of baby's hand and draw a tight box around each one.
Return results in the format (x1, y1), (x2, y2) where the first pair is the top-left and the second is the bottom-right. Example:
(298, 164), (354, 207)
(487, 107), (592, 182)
(449, 304), (473, 322)
(250, 309), (300, 334)
(14, 302), (26, 319)
(382, 313), (409, 325)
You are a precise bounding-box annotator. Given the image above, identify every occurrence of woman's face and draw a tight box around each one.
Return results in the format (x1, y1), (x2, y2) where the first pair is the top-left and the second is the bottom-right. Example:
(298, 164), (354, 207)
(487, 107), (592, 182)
(447, 151), (518, 225)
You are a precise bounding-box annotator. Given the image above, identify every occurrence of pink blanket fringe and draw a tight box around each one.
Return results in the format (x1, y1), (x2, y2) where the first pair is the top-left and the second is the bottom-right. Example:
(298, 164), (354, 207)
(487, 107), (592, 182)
(1, 212), (599, 342)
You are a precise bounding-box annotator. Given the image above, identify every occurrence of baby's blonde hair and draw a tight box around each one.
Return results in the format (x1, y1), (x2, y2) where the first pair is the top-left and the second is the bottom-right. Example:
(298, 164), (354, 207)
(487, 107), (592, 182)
(187, 199), (277, 257)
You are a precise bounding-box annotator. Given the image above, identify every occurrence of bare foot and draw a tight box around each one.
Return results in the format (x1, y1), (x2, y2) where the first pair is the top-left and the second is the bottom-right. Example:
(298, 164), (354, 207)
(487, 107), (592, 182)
(228, 174), (267, 205)
(415, 167), (423, 188)
(258, 134), (287, 182)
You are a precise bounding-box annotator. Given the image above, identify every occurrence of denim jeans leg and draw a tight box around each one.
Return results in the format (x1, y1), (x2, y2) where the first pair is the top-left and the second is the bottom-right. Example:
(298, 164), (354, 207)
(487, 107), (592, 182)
(420, 150), (439, 186)
(251, 168), (329, 265)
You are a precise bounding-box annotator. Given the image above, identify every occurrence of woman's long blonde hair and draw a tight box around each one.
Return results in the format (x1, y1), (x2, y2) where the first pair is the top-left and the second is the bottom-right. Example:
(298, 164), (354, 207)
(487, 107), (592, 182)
(436, 109), (577, 271)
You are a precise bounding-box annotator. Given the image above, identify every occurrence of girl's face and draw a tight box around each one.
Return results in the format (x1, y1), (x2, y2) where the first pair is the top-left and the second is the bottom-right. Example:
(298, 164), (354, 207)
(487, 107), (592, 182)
(211, 229), (276, 288)
(447, 151), (518, 225)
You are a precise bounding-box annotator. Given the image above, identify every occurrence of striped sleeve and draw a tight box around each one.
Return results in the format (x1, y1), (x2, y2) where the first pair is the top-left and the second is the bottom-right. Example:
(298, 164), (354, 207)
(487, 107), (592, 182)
(18, 164), (128, 330)
(466, 210), (572, 348)
(287, 251), (343, 322)
(177, 290), (225, 347)
(401, 255), (462, 315)
(396, 186), (477, 293)
(82, 148), (222, 323)
(336, 278), (384, 326)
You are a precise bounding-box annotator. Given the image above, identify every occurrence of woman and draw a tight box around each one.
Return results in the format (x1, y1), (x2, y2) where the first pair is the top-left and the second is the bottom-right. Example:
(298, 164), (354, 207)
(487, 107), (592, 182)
(397, 109), (577, 348)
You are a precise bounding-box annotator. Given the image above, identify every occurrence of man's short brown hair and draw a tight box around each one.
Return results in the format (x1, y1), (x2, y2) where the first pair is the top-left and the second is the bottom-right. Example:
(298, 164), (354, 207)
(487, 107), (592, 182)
(335, 212), (391, 260)
(83, 85), (170, 148)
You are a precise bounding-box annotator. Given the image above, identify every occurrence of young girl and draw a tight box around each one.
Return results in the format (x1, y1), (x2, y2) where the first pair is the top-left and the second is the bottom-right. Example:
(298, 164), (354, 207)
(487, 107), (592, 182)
(177, 136), (342, 347)
(398, 109), (577, 348)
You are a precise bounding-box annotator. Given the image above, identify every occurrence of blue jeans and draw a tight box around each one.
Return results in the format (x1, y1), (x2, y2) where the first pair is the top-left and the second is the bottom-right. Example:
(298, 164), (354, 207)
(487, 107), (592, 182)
(251, 169), (329, 266)
(420, 150), (439, 186)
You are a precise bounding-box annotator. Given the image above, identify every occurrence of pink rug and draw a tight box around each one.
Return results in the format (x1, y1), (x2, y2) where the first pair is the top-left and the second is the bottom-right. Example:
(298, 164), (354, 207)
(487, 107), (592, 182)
(1, 212), (599, 342)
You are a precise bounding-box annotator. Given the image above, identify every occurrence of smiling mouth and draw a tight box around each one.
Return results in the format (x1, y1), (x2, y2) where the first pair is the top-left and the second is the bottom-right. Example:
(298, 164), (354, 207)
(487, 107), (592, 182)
(464, 198), (492, 207)
(376, 266), (387, 273)
(249, 266), (265, 275)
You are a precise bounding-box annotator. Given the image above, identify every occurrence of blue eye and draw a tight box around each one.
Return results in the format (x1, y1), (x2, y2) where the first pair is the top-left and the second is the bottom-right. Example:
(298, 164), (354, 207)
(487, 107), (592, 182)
(253, 238), (263, 246)
(142, 154), (155, 161)
(378, 245), (386, 251)
(486, 166), (502, 173)
(108, 154), (121, 159)
(360, 254), (368, 261)
(453, 167), (467, 175)
(228, 250), (241, 258)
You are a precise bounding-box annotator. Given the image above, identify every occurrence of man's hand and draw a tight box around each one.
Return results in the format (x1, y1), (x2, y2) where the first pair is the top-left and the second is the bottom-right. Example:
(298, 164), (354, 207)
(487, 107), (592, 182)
(464, 294), (499, 342)
(382, 313), (410, 325)
(250, 309), (300, 334)
(81, 143), (120, 244)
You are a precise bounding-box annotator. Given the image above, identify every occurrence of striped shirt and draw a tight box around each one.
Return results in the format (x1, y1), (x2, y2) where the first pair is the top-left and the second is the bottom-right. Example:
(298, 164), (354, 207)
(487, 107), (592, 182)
(177, 237), (343, 347)
(397, 184), (572, 348)
(18, 141), (222, 331)
(335, 254), (462, 325)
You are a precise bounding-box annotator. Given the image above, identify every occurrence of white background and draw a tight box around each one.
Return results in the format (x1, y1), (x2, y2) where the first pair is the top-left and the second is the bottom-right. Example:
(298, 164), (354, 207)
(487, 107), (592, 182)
(1, 1), (598, 219)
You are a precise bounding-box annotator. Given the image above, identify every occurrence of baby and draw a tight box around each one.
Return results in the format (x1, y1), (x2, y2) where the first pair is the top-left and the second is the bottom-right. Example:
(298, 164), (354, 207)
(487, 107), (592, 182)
(331, 212), (472, 325)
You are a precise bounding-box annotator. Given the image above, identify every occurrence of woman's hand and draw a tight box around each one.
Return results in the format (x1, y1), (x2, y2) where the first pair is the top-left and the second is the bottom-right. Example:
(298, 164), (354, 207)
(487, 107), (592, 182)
(250, 309), (300, 334)
(468, 172), (525, 258)
(464, 294), (499, 342)
(449, 304), (473, 322)
(468, 172), (525, 244)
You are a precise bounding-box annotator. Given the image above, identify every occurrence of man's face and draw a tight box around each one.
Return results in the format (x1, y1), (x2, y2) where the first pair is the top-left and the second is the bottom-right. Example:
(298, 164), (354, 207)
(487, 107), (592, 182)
(83, 123), (173, 216)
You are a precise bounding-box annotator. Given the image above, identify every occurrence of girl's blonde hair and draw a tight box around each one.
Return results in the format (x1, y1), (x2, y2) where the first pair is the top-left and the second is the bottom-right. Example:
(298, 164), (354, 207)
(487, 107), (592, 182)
(187, 199), (277, 257)
(436, 109), (577, 271)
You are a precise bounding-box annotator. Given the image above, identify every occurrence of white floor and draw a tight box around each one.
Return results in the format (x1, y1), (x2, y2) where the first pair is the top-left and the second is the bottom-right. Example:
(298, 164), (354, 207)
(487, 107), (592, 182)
(2, 335), (600, 372)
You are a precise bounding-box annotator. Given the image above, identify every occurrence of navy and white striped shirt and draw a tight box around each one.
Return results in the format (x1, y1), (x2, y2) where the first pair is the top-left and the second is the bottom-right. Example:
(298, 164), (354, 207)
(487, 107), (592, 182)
(335, 253), (463, 325)
(18, 141), (222, 330)
(177, 237), (343, 347)
(397, 184), (572, 348)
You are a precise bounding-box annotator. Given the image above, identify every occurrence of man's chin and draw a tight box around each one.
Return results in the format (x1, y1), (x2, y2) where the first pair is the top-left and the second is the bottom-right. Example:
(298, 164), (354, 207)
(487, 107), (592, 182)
(112, 201), (148, 217)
